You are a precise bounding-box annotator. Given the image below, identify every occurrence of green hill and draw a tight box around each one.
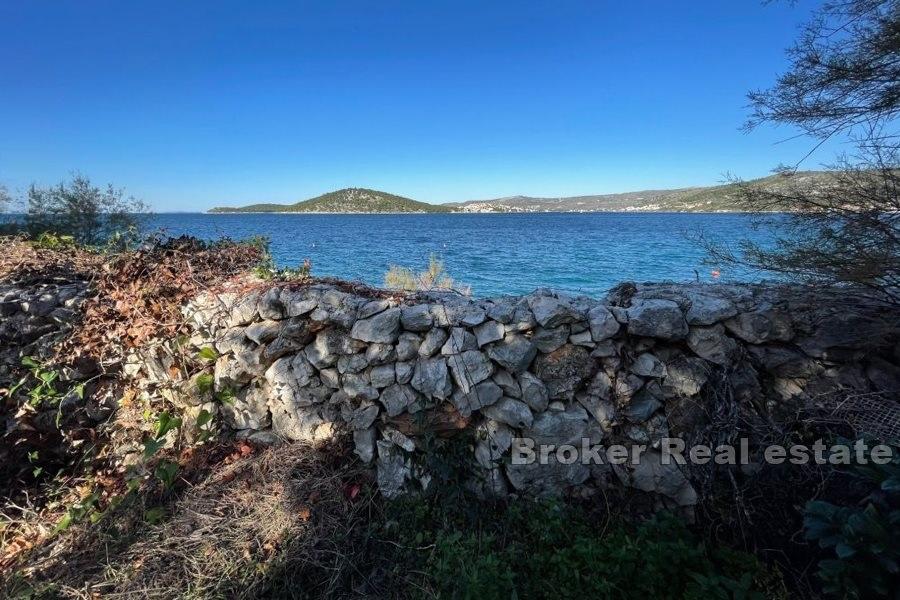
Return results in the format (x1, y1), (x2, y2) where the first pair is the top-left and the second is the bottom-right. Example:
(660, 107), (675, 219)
(210, 188), (450, 214)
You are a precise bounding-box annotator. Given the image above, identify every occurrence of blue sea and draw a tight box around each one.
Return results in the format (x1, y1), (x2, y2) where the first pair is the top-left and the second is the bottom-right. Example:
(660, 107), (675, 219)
(145, 212), (779, 298)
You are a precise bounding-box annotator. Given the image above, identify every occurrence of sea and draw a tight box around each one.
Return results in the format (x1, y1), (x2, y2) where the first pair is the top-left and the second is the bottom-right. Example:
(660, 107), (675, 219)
(144, 212), (780, 298)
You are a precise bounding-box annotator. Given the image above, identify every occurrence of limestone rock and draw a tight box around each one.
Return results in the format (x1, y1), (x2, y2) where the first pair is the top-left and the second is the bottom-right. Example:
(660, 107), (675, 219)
(447, 350), (493, 393)
(533, 344), (593, 400)
(631, 353), (666, 378)
(450, 380), (503, 415)
(379, 383), (421, 417)
(532, 326), (570, 353)
(588, 305), (620, 341)
(685, 293), (737, 325)
(628, 450), (697, 506)
(518, 371), (549, 412)
(492, 369), (521, 398)
(395, 361), (414, 385)
(487, 334), (537, 374)
(395, 332), (422, 361)
(529, 295), (583, 328)
(366, 343), (397, 365)
(370, 363), (396, 388)
(221, 384), (271, 430)
(353, 427), (377, 463)
(440, 327), (478, 355)
(474, 320), (504, 347)
(687, 324), (738, 366)
(724, 308), (793, 344)
(411, 357), (453, 399)
(418, 328), (448, 358)
(482, 397), (533, 429)
(400, 304), (433, 331)
(626, 299), (688, 340)
(350, 307), (401, 343)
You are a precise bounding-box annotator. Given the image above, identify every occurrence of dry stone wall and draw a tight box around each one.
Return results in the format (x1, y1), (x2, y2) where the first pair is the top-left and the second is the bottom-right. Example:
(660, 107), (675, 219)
(178, 281), (900, 506)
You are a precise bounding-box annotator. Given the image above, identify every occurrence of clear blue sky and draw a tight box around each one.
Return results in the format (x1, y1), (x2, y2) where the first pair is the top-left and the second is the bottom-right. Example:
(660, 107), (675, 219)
(1, 0), (842, 211)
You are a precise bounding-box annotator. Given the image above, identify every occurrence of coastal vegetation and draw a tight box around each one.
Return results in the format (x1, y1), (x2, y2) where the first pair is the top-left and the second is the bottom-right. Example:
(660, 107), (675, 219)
(384, 254), (470, 294)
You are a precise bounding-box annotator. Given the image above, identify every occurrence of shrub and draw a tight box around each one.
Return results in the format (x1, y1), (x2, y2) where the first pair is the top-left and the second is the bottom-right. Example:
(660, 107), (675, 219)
(384, 253), (469, 294)
(804, 447), (900, 598)
(23, 174), (147, 247)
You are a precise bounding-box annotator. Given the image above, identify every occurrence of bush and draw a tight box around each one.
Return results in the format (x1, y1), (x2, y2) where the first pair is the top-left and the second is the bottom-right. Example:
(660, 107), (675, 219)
(804, 448), (900, 598)
(23, 174), (147, 247)
(384, 253), (469, 294)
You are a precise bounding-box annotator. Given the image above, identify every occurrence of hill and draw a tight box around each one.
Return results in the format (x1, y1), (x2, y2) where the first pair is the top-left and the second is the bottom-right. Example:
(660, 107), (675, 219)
(208, 172), (836, 214)
(446, 171), (836, 213)
(209, 188), (451, 214)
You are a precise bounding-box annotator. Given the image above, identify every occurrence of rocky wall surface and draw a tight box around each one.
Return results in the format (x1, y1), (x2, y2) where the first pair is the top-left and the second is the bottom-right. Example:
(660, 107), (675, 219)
(162, 281), (900, 507)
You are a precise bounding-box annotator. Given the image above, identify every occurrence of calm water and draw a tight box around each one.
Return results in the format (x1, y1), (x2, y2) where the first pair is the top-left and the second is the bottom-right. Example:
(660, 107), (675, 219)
(146, 213), (776, 297)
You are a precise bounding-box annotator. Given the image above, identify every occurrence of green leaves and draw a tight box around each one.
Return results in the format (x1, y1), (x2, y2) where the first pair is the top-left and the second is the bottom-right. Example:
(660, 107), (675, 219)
(197, 346), (219, 362)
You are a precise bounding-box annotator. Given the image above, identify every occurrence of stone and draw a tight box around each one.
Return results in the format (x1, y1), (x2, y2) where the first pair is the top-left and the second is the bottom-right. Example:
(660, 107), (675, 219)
(353, 427), (377, 463)
(384, 428), (416, 452)
(569, 330), (595, 347)
(662, 357), (709, 397)
(228, 291), (261, 326)
(337, 353), (369, 374)
(518, 371), (549, 412)
(866, 357), (900, 393)
(486, 299), (516, 323)
(614, 373), (645, 402)
(482, 397), (533, 429)
(245, 320), (281, 345)
(359, 299), (391, 319)
(685, 293), (737, 325)
(343, 402), (379, 430)
(588, 305), (620, 341)
(630, 353), (666, 378)
(724, 308), (793, 344)
(486, 334), (537, 374)
(342, 372), (379, 401)
(284, 291), (318, 317)
(475, 420), (513, 468)
(264, 318), (315, 361)
(350, 307), (401, 343)
(411, 357), (453, 399)
(447, 350), (494, 393)
(221, 384), (270, 430)
(505, 454), (590, 496)
(257, 287), (285, 320)
(532, 326), (571, 353)
(418, 328), (448, 357)
(523, 404), (590, 446)
(492, 369), (521, 398)
(319, 368), (341, 388)
(440, 327), (478, 355)
(747, 345), (820, 378)
(395, 332), (422, 361)
(623, 385), (663, 422)
(270, 403), (337, 443)
(305, 330), (366, 369)
(529, 295), (583, 328)
(474, 320), (504, 347)
(395, 361), (414, 384)
(533, 344), (593, 400)
(366, 343), (397, 365)
(577, 393), (616, 431)
(629, 450), (697, 506)
(450, 380), (503, 415)
(586, 370), (613, 400)
(505, 302), (537, 332)
(400, 304), (434, 331)
(687, 324), (738, 366)
(591, 339), (619, 357)
(379, 383), (421, 417)
(370, 363), (396, 388)
(626, 299), (688, 340)
(377, 440), (412, 499)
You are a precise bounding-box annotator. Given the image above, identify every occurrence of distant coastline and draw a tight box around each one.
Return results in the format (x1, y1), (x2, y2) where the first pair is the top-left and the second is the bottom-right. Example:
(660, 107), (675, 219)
(208, 171), (832, 214)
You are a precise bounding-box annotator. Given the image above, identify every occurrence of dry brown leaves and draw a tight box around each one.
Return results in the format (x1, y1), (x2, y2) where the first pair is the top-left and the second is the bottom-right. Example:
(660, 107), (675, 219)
(60, 236), (263, 362)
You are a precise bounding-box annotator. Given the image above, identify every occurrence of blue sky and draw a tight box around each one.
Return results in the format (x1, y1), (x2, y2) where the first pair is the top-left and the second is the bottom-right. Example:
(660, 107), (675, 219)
(1, 1), (841, 211)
